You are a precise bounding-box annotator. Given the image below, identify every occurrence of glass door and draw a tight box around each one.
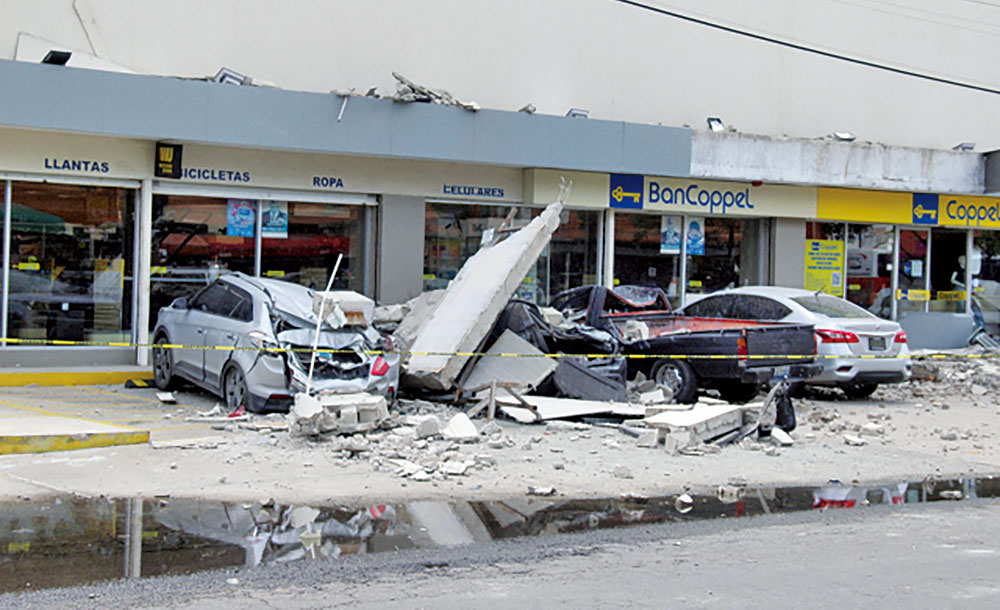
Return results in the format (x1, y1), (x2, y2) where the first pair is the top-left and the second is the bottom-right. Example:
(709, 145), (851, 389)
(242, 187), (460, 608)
(895, 228), (929, 317)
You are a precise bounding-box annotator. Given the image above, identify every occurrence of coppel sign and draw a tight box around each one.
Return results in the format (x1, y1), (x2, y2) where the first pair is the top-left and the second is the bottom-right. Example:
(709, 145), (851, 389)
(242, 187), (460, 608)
(610, 174), (755, 215)
(940, 195), (1000, 228)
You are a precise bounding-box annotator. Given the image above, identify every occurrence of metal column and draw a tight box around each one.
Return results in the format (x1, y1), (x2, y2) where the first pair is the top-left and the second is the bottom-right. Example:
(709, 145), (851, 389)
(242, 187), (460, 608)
(1, 180), (10, 343)
(135, 179), (152, 366)
(602, 209), (615, 289)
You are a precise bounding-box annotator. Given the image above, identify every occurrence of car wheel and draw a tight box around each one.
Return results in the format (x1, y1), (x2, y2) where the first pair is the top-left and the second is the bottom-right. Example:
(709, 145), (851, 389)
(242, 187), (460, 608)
(153, 335), (176, 390)
(223, 364), (251, 412)
(842, 382), (878, 400)
(650, 359), (698, 404)
(718, 382), (759, 404)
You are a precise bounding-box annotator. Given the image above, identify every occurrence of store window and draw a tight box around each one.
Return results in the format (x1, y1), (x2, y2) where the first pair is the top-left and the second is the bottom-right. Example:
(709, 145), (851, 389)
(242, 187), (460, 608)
(152, 195), (254, 322)
(686, 217), (742, 297)
(8, 182), (133, 343)
(613, 213), (682, 306)
(423, 203), (598, 305)
(260, 201), (362, 291)
(897, 228), (929, 317)
(929, 228), (968, 315)
(973, 230), (1000, 334)
(846, 223), (894, 318)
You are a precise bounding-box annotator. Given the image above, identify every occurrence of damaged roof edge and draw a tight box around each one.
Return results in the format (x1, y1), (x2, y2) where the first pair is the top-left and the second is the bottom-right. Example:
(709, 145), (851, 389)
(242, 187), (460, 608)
(0, 59), (692, 177)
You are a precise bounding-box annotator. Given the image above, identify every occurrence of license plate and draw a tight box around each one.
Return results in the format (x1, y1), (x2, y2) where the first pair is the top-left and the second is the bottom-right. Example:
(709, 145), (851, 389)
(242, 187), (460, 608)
(774, 365), (790, 377)
(869, 336), (886, 351)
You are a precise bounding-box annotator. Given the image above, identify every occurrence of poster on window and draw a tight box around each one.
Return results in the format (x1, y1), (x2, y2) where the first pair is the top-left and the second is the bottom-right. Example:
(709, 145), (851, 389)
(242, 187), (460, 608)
(227, 199), (255, 237)
(261, 200), (288, 239)
(804, 239), (845, 296)
(660, 215), (681, 254)
(686, 217), (705, 256)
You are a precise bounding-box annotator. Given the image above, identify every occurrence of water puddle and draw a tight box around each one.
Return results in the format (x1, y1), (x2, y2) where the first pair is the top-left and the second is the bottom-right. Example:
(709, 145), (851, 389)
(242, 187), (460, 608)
(3, 475), (998, 593)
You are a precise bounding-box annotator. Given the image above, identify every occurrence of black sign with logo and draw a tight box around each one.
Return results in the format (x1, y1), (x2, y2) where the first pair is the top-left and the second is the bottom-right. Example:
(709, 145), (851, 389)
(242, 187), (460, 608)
(154, 142), (183, 178)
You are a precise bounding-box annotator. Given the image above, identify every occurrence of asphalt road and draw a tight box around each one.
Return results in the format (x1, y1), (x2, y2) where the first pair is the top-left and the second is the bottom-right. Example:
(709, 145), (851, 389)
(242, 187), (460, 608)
(5, 498), (1000, 609)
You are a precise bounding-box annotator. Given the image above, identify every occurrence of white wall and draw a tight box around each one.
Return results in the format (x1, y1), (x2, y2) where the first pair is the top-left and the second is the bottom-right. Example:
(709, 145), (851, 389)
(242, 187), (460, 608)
(5, 0), (999, 151)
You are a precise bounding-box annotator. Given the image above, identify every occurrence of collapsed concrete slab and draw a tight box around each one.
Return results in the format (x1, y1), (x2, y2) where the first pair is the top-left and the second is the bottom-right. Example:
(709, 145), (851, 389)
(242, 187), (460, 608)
(403, 187), (569, 391)
(461, 330), (558, 391)
(288, 392), (388, 436)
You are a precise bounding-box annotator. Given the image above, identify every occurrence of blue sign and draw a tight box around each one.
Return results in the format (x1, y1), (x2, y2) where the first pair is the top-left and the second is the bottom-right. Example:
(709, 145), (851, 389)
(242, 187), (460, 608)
(609, 174), (643, 209)
(912, 193), (938, 225)
(227, 199), (255, 237)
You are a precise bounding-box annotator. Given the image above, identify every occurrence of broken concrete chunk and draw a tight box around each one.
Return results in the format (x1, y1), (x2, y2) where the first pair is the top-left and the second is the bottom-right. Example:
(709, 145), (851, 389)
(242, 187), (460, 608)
(637, 430), (659, 448)
(639, 388), (667, 405)
(415, 416), (441, 439)
(770, 428), (794, 447)
(463, 330), (557, 391)
(674, 494), (694, 514)
(288, 392), (388, 436)
(527, 486), (557, 496)
(442, 413), (479, 442)
(156, 392), (176, 403)
(313, 290), (375, 327)
(843, 434), (867, 446)
(940, 431), (958, 441)
(612, 465), (634, 479)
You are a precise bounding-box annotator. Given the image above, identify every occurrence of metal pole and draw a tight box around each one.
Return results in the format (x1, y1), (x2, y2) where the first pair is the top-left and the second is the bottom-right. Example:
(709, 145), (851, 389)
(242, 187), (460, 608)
(2, 180), (11, 343)
(966, 229), (974, 315)
(125, 498), (143, 579)
(254, 200), (262, 277)
(891, 225), (899, 321)
(306, 253), (342, 394)
(595, 211), (604, 287)
(679, 215), (688, 306)
(136, 179), (152, 366)
(602, 210), (615, 289)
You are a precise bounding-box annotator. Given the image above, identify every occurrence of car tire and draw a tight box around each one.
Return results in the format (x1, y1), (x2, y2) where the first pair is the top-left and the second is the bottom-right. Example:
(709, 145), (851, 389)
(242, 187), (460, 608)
(223, 363), (252, 412)
(842, 382), (878, 400)
(153, 335), (176, 391)
(650, 359), (698, 404)
(718, 382), (760, 404)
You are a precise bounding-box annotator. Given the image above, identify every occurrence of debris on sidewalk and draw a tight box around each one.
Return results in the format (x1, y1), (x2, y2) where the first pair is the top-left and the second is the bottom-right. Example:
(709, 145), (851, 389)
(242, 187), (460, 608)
(288, 392), (389, 436)
(156, 392), (176, 403)
(496, 395), (645, 423)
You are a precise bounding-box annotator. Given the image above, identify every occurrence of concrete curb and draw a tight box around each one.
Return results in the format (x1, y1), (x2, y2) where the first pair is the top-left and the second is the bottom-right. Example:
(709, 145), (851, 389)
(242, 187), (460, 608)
(0, 430), (150, 455)
(0, 371), (152, 387)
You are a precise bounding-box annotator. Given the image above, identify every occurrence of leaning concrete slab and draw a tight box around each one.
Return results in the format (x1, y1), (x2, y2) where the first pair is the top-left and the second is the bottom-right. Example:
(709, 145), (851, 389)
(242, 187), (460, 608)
(404, 188), (568, 390)
(461, 330), (557, 391)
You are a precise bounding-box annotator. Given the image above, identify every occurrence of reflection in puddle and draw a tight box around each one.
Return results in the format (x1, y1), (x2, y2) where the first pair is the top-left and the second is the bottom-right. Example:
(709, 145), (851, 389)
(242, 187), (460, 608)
(2, 475), (997, 593)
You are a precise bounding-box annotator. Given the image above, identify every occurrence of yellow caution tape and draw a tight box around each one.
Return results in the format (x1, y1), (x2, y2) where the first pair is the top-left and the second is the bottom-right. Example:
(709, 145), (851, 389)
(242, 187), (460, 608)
(0, 337), (974, 360)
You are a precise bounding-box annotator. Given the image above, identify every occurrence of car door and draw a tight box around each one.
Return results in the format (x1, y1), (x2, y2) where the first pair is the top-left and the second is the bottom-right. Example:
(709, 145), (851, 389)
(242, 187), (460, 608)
(202, 283), (256, 389)
(170, 282), (232, 382)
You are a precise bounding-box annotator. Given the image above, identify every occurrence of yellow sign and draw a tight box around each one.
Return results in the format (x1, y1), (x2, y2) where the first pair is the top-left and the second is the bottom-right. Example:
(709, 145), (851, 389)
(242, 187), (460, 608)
(16, 262), (40, 271)
(896, 289), (930, 301)
(804, 239), (845, 296)
(938, 195), (1000, 229)
(688, 280), (703, 287)
(265, 270), (286, 278)
(151, 266), (167, 275)
(817, 188), (912, 223)
(935, 290), (966, 301)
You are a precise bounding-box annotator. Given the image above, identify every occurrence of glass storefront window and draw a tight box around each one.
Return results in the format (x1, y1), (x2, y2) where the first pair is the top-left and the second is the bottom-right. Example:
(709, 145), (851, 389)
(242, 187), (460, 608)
(423, 203), (598, 305)
(8, 182), (133, 342)
(151, 195), (254, 324)
(897, 228), (929, 316)
(929, 228), (968, 314)
(613, 213), (681, 306)
(686, 217), (742, 297)
(973, 230), (1000, 334)
(260, 201), (362, 291)
(846, 223), (894, 318)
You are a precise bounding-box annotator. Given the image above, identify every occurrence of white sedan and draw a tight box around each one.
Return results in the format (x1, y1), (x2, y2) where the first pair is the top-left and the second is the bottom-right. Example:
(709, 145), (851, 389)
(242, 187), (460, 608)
(678, 286), (911, 399)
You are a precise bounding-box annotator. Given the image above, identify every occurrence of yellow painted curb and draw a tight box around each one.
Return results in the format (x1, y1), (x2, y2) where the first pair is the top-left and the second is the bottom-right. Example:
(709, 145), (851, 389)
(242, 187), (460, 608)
(0, 371), (152, 387)
(0, 430), (150, 455)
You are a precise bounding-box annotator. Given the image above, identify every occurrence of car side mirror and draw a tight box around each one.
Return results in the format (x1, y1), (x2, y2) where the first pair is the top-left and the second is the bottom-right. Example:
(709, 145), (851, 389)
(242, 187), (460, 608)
(171, 296), (189, 310)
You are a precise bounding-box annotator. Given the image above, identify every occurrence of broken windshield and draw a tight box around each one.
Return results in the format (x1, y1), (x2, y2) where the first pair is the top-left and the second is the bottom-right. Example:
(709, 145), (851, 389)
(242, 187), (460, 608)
(791, 294), (876, 319)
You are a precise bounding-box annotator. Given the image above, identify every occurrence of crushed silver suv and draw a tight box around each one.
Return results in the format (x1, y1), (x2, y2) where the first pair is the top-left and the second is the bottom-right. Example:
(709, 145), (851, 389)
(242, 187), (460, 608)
(152, 273), (399, 412)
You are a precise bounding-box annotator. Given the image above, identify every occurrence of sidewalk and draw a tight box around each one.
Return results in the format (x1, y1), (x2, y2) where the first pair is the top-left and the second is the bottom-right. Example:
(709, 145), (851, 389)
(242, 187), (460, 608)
(0, 383), (220, 456)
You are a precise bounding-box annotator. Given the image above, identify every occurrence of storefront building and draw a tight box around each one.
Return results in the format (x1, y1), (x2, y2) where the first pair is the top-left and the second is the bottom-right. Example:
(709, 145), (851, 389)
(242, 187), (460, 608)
(1, 57), (995, 368)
